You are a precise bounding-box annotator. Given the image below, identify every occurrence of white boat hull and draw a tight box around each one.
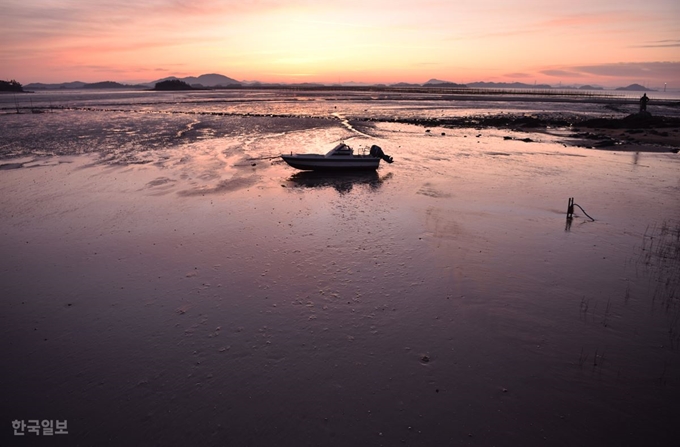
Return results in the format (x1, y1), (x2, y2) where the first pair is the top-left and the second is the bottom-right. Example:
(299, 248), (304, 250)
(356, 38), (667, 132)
(281, 143), (391, 171)
(281, 154), (380, 171)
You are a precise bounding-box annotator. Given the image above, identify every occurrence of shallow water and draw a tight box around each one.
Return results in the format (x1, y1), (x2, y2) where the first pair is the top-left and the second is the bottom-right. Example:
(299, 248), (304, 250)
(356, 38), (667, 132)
(1, 90), (679, 446)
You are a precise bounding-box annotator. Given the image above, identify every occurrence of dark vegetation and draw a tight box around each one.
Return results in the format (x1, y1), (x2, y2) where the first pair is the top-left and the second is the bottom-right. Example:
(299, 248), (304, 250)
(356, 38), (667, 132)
(0, 79), (24, 92)
(83, 81), (136, 89)
(154, 80), (194, 91)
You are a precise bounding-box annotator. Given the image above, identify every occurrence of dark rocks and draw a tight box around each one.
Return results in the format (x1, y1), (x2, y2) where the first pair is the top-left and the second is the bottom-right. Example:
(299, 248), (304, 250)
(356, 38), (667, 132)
(581, 114), (680, 130)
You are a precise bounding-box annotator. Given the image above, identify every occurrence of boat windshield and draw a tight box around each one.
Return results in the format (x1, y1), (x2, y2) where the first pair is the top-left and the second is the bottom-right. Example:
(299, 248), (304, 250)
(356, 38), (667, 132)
(327, 143), (353, 156)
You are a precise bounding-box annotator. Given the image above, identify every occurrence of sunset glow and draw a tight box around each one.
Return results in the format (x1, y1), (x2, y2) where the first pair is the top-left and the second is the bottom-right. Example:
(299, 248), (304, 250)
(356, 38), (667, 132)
(1, 0), (678, 87)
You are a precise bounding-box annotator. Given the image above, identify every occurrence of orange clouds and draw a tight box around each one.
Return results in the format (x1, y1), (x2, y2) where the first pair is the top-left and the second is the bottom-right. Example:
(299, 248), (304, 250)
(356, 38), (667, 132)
(1, 0), (678, 86)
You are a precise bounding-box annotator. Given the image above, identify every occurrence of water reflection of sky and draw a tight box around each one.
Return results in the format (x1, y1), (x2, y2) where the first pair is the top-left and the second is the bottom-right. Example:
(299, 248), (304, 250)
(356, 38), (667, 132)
(1, 90), (680, 446)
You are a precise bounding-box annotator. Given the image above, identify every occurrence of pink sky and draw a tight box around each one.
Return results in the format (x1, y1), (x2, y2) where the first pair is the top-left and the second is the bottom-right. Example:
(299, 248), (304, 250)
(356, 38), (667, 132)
(1, 0), (678, 88)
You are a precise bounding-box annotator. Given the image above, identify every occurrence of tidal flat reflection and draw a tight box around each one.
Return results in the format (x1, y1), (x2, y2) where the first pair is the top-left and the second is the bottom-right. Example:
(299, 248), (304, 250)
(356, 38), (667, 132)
(1, 89), (679, 446)
(286, 171), (391, 194)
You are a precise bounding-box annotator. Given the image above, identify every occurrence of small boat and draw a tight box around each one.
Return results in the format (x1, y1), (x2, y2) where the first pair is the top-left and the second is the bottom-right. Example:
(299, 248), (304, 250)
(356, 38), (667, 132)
(281, 143), (393, 171)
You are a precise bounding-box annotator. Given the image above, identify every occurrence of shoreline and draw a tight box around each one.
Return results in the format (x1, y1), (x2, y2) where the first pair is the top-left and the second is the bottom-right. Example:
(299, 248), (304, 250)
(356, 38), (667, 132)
(2, 91), (679, 164)
(385, 112), (680, 153)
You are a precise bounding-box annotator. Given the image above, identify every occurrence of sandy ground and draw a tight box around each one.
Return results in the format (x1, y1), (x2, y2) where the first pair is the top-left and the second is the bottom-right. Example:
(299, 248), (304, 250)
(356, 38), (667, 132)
(1, 97), (680, 446)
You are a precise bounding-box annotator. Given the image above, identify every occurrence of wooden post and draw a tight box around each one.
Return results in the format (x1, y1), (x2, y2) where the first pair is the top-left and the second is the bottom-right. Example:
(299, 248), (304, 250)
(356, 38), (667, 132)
(567, 197), (574, 218)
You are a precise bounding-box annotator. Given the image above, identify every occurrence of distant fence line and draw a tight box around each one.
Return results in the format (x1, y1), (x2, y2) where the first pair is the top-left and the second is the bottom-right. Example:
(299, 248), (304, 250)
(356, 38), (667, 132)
(265, 84), (621, 97)
(3, 85), (678, 113)
(238, 85), (676, 104)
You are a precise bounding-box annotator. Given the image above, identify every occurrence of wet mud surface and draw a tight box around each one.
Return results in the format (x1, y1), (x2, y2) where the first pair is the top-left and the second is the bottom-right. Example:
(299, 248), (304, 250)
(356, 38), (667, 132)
(1, 90), (679, 446)
(389, 113), (680, 152)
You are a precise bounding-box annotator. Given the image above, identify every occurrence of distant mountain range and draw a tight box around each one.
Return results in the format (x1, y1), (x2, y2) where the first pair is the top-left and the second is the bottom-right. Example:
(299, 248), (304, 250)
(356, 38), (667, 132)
(24, 81), (147, 90)
(150, 73), (241, 87)
(423, 79), (467, 88)
(23, 73), (241, 90)
(17, 74), (654, 92)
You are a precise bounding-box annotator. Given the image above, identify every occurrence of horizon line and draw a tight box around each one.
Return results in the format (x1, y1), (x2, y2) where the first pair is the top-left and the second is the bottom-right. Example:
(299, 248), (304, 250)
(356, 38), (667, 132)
(9, 76), (670, 91)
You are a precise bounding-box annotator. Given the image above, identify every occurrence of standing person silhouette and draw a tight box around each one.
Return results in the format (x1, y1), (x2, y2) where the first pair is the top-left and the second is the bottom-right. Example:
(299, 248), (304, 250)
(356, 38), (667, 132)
(639, 93), (649, 113)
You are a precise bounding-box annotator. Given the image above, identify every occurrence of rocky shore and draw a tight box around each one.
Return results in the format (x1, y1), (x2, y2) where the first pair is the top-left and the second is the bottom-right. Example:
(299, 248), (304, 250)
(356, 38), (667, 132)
(389, 112), (680, 152)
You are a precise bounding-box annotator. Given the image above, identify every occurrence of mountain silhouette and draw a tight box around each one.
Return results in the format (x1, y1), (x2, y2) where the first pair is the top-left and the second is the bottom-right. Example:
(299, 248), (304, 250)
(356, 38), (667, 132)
(615, 83), (655, 91)
(423, 79), (466, 87)
(151, 73), (241, 87)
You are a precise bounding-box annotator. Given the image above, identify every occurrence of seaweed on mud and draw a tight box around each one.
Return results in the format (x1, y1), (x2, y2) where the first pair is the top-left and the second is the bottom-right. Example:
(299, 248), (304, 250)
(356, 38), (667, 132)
(637, 220), (680, 347)
(581, 115), (680, 130)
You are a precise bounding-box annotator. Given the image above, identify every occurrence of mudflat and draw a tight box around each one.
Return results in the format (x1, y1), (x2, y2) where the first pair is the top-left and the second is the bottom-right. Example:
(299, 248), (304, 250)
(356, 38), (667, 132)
(1, 89), (678, 446)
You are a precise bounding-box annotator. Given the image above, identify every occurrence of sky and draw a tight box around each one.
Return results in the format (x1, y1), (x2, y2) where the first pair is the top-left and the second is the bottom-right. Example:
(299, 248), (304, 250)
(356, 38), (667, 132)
(1, 0), (679, 88)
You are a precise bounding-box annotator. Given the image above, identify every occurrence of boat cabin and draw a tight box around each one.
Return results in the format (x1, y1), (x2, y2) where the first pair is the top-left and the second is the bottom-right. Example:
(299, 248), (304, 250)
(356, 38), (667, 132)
(326, 143), (354, 157)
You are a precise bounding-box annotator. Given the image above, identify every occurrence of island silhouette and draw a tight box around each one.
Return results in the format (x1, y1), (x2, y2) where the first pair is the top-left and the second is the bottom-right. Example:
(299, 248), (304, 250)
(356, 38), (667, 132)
(13, 73), (667, 92)
(153, 79), (194, 91)
(0, 79), (24, 92)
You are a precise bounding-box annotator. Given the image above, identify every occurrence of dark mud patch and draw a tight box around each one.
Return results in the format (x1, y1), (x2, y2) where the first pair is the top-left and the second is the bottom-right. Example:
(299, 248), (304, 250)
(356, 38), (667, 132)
(485, 151), (512, 156)
(533, 152), (587, 158)
(562, 114), (680, 151)
(580, 113), (680, 130)
(146, 177), (177, 188)
(502, 136), (535, 143)
(0, 158), (74, 169)
(0, 162), (24, 170)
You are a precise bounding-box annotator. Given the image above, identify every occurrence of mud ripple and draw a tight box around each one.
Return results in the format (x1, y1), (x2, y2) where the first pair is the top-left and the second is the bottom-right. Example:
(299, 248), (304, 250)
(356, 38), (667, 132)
(417, 183), (452, 199)
(177, 175), (259, 196)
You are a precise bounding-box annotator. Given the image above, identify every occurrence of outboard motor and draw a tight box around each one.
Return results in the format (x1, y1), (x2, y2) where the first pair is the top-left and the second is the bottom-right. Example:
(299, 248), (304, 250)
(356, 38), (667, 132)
(369, 145), (394, 163)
